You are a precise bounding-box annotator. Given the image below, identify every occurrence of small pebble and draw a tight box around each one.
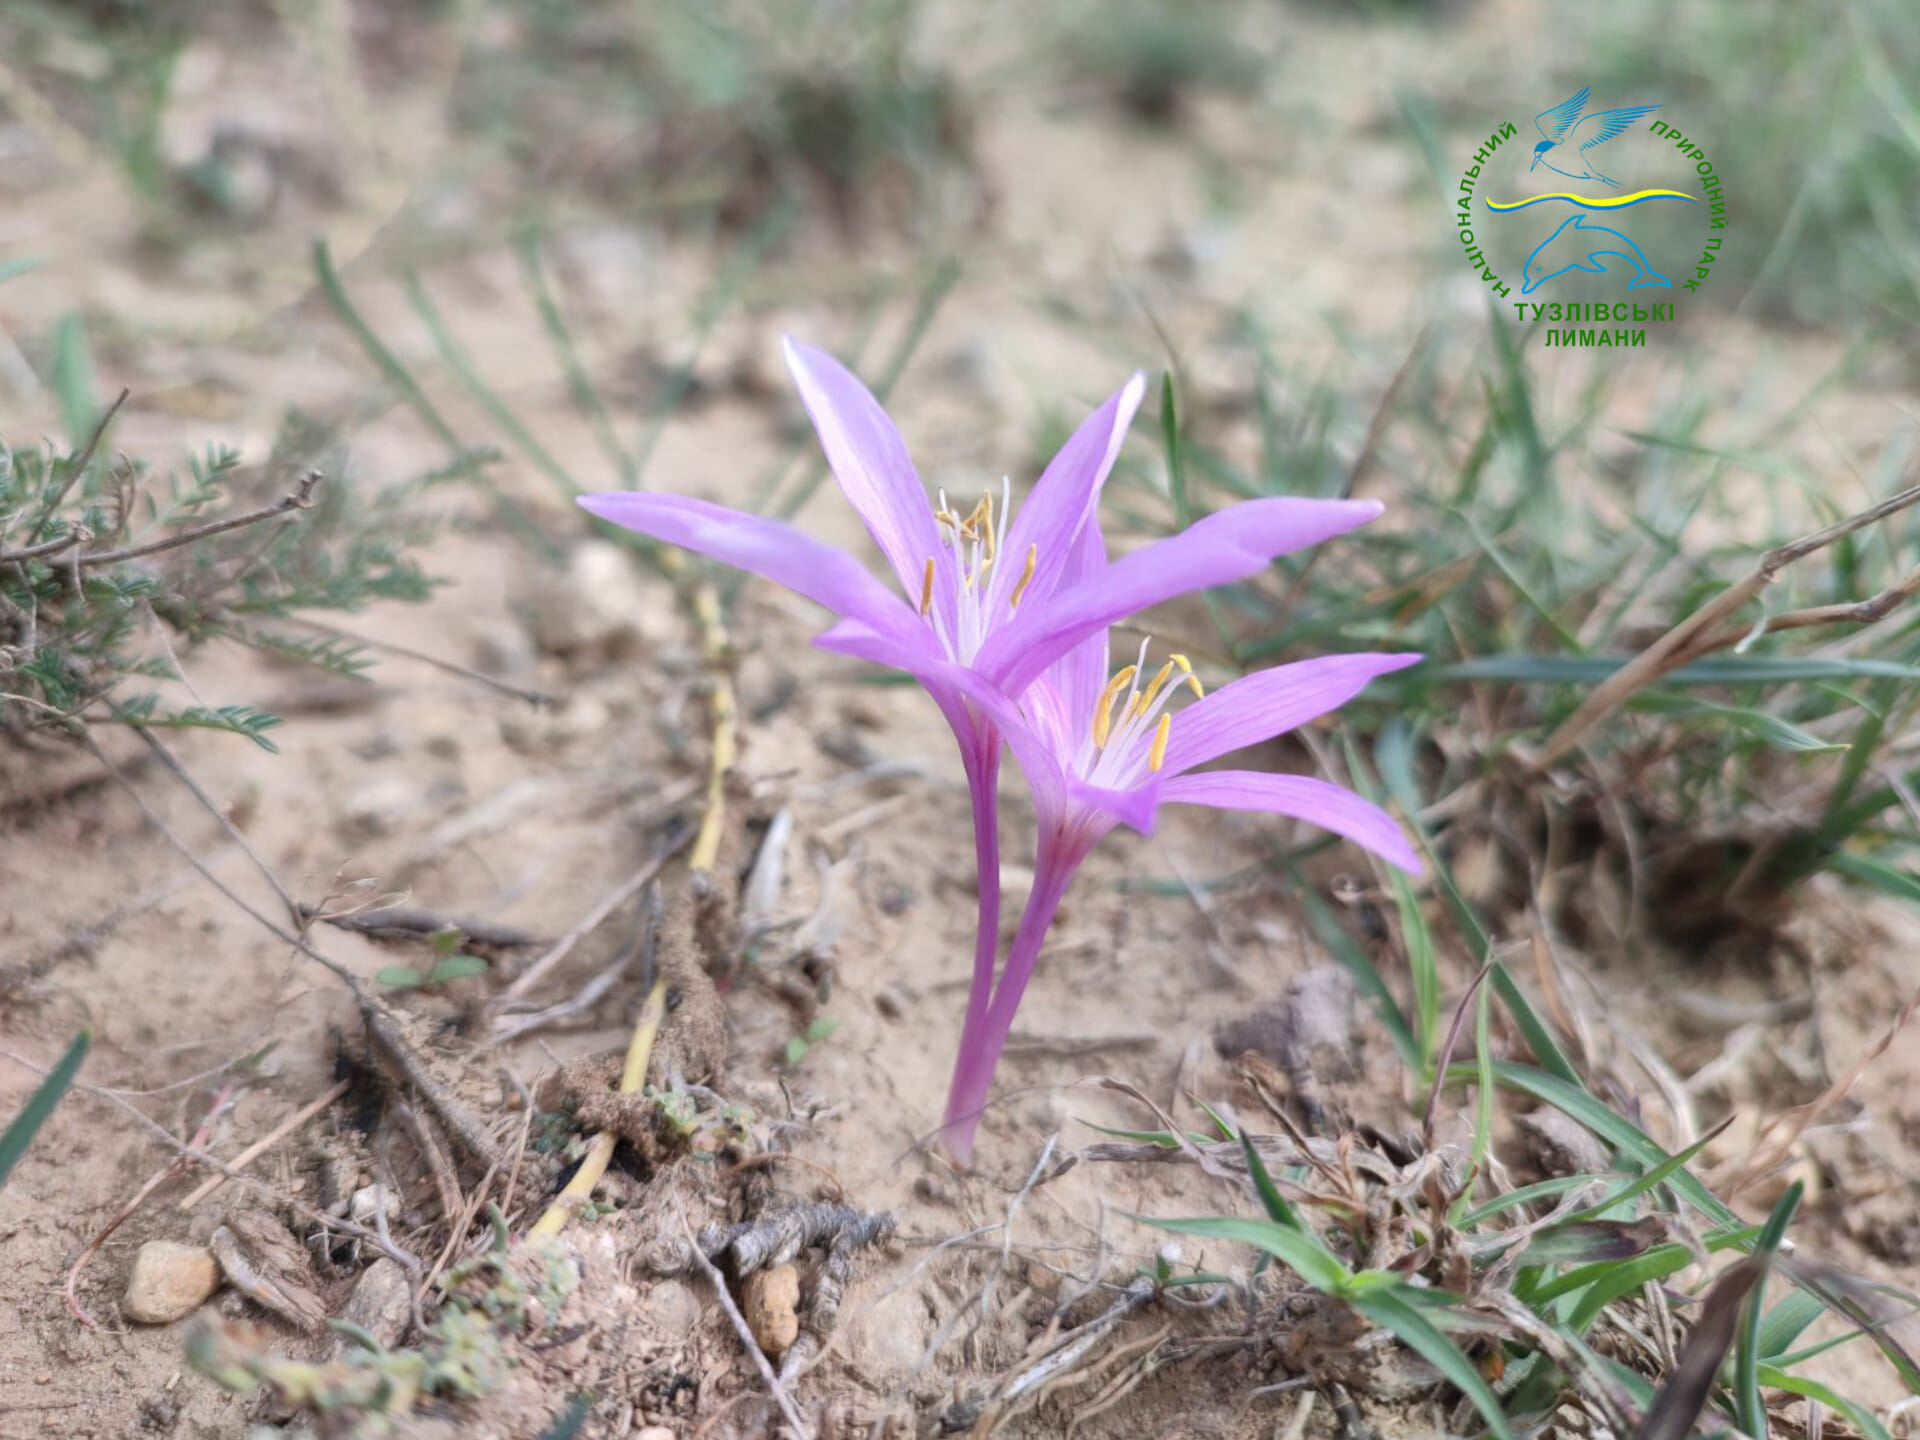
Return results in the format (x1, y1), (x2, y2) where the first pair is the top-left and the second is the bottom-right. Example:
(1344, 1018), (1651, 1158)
(739, 1264), (801, 1358)
(349, 1183), (395, 1227)
(123, 1241), (221, 1323)
(332, 1257), (412, 1353)
(638, 1278), (703, 1335)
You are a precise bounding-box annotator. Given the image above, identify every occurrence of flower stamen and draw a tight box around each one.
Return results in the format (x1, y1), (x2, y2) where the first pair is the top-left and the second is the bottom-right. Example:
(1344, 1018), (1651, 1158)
(1091, 665), (1138, 748)
(1169, 653), (1205, 699)
(966, 493), (996, 560)
(1148, 713), (1171, 772)
(919, 558), (936, 617)
(1009, 544), (1037, 610)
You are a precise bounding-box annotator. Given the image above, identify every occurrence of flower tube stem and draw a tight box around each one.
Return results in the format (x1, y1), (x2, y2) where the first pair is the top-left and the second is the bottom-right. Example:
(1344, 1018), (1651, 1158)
(940, 837), (1080, 1164)
(958, 744), (1003, 1087)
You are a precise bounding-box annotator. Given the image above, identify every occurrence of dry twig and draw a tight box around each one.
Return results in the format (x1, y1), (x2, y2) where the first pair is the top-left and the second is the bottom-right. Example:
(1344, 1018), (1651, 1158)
(494, 826), (690, 1008)
(304, 902), (544, 950)
(1538, 469), (1920, 765)
(178, 1079), (351, 1212)
(285, 612), (554, 707)
(73, 472), (324, 569)
(683, 1211), (816, 1440)
(363, 1005), (509, 1175)
(65, 1080), (238, 1327)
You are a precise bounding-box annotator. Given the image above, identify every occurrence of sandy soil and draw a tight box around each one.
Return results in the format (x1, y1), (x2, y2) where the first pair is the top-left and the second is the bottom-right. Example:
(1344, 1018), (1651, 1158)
(4, 3), (1918, 1438)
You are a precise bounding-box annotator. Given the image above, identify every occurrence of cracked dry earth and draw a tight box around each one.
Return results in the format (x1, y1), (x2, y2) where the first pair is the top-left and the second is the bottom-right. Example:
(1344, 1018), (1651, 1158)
(6, 2), (1920, 1438)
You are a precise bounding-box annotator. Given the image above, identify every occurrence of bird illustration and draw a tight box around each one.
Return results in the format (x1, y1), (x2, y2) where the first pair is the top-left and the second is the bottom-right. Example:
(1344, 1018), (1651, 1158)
(1529, 87), (1660, 188)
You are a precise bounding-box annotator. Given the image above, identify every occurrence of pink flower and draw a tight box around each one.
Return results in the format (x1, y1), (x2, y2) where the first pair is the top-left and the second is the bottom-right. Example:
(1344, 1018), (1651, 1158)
(934, 577), (1422, 1157)
(580, 339), (1404, 1163)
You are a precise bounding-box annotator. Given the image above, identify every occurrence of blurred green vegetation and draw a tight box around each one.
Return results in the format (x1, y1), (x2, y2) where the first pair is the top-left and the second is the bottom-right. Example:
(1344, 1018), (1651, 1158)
(1580, 0), (1920, 324)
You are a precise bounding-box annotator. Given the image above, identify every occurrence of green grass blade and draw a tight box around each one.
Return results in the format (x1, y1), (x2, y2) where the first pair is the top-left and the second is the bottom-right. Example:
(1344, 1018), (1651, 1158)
(1286, 866), (1421, 1069)
(1349, 1289), (1515, 1440)
(1634, 1258), (1766, 1440)
(515, 229), (635, 489)
(312, 242), (462, 454)
(1554, 1120), (1730, 1228)
(1141, 1214), (1350, 1295)
(51, 313), (97, 448)
(1488, 965), (1583, 1089)
(0, 1030), (90, 1190)
(1736, 1182), (1804, 1438)
(1467, 973), (1495, 1198)
(402, 271), (578, 498)
(1557, 1230), (1759, 1332)
(1454, 1061), (1739, 1227)
(1162, 373), (1192, 527)
(1826, 852), (1920, 903)
(1442, 655), (1920, 684)
(1456, 1175), (1592, 1228)
(1759, 1367), (1895, 1440)
(1756, 1291), (1827, 1363)
(1237, 1128), (1303, 1230)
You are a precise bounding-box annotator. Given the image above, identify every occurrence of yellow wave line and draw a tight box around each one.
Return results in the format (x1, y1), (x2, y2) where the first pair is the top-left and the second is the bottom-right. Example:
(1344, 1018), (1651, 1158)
(1485, 189), (1696, 212)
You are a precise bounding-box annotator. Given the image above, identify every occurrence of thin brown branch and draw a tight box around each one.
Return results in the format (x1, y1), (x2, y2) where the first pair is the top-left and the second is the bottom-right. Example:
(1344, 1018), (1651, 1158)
(133, 728), (301, 922)
(178, 1079), (352, 1212)
(1537, 469), (1920, 765)
(285, 613), (555, 707)
(0, 529), (84, 565)
(364, 1006), (510, 1175)
(0, 1050), (421, 1276)
(84, 733), (367, 1002)
(494, 825), (692, 1009)
(1677, 559), (1920, 662)
(65, 1080), (237, 1327)
(301, 901), (544, 951)
(72, 470), (323, 569)
(1732, 979), (1920, 1196)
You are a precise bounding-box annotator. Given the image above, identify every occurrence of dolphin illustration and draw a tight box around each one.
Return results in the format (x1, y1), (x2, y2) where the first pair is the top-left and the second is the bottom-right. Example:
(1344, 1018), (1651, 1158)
(1530, 87), (1660, 188)
(1520, 213), (1670, 295)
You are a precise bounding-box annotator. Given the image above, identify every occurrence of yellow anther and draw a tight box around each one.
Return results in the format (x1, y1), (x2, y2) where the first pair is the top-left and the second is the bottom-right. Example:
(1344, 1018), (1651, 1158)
(919, 558), (936, 617)
(1139, 660), (1178, 711)
(1148, 714), (1172, 772)
(1170, 653), (1204, 699)
(954, 495), (984, 544)
(969, 493), (996, 561)
(1008, 544), (1037, 610)
(1091, 665), (1138, 748)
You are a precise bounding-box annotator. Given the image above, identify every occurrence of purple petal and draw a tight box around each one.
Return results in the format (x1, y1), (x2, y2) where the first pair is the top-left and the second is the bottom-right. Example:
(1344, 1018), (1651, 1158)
(988, 374), (1145, 613)
(1160, 771), (1423, 874)
(977, 497), (1385, 696)
(1064, 770), (1162, 837)
(1162, 653), (1422, 776)
(578, 493), (923, 647)
(1048, 514), (1112, 729)
(783, 338), (952, 615)
(811, 634), (1101, 842)
(815, 618), (1028, 732)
